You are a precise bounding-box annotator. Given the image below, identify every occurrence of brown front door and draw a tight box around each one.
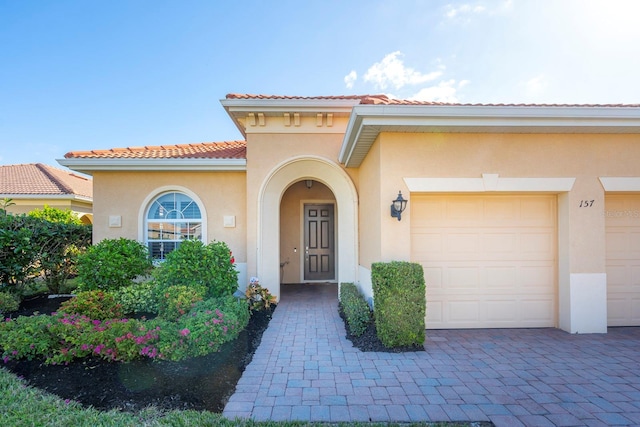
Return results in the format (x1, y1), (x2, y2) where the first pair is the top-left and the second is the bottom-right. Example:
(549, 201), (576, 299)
(304, 204), (335, 281)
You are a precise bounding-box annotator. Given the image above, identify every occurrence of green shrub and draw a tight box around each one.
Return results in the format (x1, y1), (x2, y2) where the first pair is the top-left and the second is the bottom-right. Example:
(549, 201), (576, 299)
(371, 261), (426, 348)
(0, 315), (56, 362)
(153, 240), (238, 298)
(0, 212), (91, 293)
(157, 284), (206, 321)
(76, 238), (152, 292)
(57, 291), (123, 320)
(114, 281), (159, 314)
(156, 296), (250, 361)
(339, 282), (371, 337)
(0, 291), (20, 315)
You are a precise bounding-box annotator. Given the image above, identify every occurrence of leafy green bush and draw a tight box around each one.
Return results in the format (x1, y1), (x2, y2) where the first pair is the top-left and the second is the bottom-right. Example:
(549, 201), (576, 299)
(371, 261), (426, 348)
(156, 296), (250, 361)
(57, 291), (123, 320)
(0, 211), (91, 293)
(339, 282), (371, 337)
(0, 291), (20, 315)
(76, 238), (152, 292)
(156, 284), (206, 321)
(113, 281), (159, 314)
(0, 315), (56, 362)
(28, 205), (83, 225)
(153, 240), (238, 298)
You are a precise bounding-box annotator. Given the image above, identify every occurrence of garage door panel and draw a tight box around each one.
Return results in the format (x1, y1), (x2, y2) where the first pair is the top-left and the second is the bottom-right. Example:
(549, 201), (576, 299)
(448, 267), (480, 288)
(426, 301), (444, 325)
(521, 299), (555, 323)
(412, 194), (557, 329)
(424, 266), (443, 288)
(447, 233), (479, 254)
(521, 232), (555, 255)
(485, 233), (518, 253)
(485, 300), (517, 321)
(521, 265), (555, 291)
(606, 195), (640, 326)
(449, 301), (480, 322)
(485, 267), (517, 288)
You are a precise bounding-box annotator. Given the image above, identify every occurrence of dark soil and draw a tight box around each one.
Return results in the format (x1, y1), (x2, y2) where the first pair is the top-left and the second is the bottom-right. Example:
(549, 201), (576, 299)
(3, 295), (273, 413)
(340, 308), (425, 353)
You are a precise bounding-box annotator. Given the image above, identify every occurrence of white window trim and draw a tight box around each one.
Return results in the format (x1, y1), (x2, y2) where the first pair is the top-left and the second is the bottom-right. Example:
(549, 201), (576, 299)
(138, 186), (208, 248)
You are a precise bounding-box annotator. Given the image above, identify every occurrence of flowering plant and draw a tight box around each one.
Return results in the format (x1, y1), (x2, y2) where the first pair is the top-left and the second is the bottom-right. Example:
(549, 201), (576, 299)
(245, 277), (277, 311)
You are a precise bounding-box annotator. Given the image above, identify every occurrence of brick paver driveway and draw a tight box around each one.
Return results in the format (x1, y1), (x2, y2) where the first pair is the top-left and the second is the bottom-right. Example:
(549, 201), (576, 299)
(224, 284), (640, 426)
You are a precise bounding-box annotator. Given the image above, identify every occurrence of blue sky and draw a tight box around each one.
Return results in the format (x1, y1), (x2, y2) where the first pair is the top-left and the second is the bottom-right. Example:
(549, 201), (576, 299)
(2, 0), (640, 168)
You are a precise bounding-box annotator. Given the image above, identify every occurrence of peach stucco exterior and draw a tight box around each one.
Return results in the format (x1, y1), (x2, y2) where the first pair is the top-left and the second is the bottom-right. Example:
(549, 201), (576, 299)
(59, 96), (640, 334)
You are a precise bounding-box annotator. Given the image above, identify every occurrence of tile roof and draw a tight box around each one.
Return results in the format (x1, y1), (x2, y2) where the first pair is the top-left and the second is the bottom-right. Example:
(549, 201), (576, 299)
(226, 93), (640, 107)
(64, 141), (246, 160)
(0, 163), (92, 199)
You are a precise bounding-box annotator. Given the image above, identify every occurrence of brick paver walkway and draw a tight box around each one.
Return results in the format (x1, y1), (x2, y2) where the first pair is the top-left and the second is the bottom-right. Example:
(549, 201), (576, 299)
(224, 283), (640, 426)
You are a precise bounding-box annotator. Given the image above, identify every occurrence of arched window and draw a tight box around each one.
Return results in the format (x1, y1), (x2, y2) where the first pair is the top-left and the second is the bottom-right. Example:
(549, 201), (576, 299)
(146, 192), (202, 260)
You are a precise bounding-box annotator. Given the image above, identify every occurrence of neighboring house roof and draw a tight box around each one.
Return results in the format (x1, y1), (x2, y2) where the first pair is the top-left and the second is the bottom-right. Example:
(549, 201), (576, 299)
(64, 141), (246, 160)
(0, 163), (92, 200)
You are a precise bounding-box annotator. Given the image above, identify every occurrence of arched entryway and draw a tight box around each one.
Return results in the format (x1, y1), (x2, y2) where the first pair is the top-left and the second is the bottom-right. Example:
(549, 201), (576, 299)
(257, 156), (358, 300)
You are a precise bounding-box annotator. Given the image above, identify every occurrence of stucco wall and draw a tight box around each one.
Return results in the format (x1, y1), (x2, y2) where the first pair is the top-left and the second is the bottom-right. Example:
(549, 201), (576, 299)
(357, 138), (382, 268)
(245, 132), (357, 284)
(91, 171), (247, 261)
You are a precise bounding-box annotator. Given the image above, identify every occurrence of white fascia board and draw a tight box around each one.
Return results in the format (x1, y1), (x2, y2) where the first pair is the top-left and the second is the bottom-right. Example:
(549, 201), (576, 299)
(340, 104), (640, 167)
(220, 97), (362, 112)
(57, 158), (247, 176)
(0, 194), (93, 202)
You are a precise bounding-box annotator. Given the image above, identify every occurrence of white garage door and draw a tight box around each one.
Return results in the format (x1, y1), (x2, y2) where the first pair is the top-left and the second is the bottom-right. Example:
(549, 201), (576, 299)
(411, 195), (557, 329)
(606, 195), (640, 326)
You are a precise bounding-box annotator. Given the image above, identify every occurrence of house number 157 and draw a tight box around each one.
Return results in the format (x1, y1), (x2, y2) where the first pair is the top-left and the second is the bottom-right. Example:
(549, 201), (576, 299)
(579, 200), (595, 207)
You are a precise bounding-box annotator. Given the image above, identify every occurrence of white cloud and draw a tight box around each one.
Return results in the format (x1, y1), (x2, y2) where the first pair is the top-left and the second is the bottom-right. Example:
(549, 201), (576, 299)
(409, 80), (462, 103)
(363, 51), (442, 90)
(444, 3), (486, 19)
(344, 70), (357, 89)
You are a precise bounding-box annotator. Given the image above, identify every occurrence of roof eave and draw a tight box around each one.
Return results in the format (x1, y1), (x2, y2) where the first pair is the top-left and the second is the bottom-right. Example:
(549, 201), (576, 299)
(339, 105), (640, 167)
(57, 158), (247, 175)
(0, 194), (93, 202)
(221, 97), (363, 137)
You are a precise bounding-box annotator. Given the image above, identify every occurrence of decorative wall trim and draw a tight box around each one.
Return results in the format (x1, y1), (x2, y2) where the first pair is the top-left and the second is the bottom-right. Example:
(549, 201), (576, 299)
(404, 174), (576, 193)
(599, 177), (640, 192)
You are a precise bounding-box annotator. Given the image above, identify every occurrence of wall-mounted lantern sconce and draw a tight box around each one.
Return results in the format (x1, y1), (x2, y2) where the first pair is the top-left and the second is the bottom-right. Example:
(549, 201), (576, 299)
(305, 179), (314, 189)
(390, 191), (407, 221)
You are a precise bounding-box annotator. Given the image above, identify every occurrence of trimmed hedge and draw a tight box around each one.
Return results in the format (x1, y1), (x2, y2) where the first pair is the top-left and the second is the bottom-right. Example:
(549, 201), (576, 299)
(371, 261), (426, 348)
(339, 282), (371, 337)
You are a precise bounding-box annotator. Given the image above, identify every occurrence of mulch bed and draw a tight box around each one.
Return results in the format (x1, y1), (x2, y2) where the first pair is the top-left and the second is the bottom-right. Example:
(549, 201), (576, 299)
(3, 296), (273, 413)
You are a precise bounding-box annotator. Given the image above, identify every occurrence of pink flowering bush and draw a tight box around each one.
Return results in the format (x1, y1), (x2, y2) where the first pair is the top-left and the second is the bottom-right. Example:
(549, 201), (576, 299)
(0, 296), (251, 364)
(155, 296), (249, 361)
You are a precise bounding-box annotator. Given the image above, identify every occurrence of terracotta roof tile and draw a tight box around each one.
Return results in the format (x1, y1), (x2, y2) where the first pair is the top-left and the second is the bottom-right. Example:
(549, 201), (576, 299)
(64, 141), (246, 160)
(226, 93), (640, 108)
(0, 163), (92, 199)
